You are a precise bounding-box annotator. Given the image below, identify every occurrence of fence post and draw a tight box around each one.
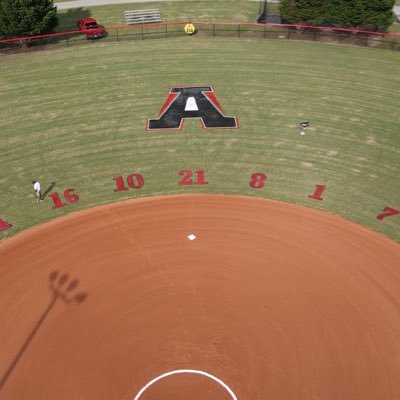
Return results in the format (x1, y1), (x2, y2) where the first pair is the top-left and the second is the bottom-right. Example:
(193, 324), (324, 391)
(165, 23), (168, 38)
(287, 27), (291, 39)
(391, 37), (396, 51)
(238, 24), (241, 38)
(141, 27), (144, 40)
(213, 24), (216, 37)
(116, 28), (119, 42)
(66, 37), (70, 47)
(263, 24), (266, 39)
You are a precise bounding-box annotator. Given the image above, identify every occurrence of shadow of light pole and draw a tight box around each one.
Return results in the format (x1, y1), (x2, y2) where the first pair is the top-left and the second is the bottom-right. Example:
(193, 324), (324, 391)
(0, 271), (88, 392)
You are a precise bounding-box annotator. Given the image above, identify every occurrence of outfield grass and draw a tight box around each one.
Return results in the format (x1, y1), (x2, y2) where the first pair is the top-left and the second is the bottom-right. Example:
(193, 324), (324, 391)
(1, 37), (399, 241)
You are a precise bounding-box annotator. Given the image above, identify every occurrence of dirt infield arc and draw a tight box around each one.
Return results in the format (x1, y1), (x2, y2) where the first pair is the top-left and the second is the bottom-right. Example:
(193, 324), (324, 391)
(1, 194), (400, 399)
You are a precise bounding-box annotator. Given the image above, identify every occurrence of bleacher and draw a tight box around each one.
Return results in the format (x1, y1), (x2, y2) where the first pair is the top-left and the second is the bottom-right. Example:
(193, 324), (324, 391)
(125, 9), (162, 26)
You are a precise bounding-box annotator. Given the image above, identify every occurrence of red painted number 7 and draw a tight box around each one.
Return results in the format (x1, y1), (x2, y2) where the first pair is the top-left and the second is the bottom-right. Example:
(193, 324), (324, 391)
(376, 207), (400, 220)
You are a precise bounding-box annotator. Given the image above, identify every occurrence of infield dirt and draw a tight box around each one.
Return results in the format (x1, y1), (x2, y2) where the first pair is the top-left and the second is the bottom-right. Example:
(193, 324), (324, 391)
(1, 195), (400, 399)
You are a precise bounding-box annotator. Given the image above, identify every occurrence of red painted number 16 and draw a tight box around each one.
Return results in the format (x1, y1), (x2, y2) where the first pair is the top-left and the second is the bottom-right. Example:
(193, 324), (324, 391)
(49, 188), (79, 209)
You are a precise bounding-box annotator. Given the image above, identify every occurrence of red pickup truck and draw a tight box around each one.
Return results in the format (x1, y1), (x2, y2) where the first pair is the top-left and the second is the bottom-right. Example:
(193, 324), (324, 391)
(77, 18), (105, 39)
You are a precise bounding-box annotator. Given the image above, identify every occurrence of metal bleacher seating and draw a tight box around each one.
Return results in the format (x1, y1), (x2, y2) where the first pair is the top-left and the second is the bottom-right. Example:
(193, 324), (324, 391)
(124, 9), (162, 25)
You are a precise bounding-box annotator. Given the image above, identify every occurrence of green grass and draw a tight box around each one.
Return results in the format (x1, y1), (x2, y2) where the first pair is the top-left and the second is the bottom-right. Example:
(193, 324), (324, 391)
(54, 0), (400, 37)
(1, 37), (400, 242)
(55, 0), (280, 32)
(390, 22), (400, 34)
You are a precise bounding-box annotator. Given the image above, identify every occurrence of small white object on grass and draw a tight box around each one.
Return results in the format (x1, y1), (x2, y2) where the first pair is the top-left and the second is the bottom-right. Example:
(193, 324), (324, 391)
(187, 234), (197, 241)
(300, 132), (306, 135)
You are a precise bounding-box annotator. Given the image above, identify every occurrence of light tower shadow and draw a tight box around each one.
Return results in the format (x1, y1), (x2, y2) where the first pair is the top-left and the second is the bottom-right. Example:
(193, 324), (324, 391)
(0, 271), (88, 392)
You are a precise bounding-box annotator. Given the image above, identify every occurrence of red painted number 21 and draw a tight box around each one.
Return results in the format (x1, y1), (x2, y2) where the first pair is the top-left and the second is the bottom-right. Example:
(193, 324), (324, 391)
(179, 170), (208, 185)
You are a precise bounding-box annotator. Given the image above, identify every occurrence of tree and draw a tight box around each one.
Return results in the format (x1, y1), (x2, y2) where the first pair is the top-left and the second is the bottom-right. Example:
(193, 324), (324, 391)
(279, 0), (395, 31)
(0, 0), (58, 39)
(327, 0), (395, 32)
(279, 0), (329, 26)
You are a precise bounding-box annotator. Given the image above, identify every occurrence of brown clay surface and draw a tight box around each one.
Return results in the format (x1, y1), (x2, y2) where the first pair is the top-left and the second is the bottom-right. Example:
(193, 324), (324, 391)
(1, 194), (400, 400)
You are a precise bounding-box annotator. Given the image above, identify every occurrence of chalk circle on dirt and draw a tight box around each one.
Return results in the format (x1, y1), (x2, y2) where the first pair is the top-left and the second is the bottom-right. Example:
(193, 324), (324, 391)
(133, 369), (238, 400)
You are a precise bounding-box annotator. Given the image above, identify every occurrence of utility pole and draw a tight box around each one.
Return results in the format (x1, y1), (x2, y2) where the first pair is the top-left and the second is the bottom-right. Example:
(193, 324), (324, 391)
(257, 0), (268, 24)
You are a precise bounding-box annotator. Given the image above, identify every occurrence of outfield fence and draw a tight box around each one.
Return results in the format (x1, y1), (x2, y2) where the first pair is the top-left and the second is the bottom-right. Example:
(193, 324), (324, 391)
(1, 21), (400, 55)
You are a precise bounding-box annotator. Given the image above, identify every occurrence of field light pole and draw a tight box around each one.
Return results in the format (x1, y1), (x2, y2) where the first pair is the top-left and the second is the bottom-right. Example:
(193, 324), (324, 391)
(257, 0), (268, 24)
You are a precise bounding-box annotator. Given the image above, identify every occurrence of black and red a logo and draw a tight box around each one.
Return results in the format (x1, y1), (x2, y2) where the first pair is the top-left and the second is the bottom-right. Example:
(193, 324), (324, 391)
(146, 86), (239, 130)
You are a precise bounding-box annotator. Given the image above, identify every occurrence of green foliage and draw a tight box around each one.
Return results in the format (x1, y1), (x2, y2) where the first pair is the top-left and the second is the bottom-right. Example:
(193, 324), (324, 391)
(279, 0), (328, 26)
(0, 0), (58, 39)
(280, 0), (395, 31)
(327, 0), (395, 31)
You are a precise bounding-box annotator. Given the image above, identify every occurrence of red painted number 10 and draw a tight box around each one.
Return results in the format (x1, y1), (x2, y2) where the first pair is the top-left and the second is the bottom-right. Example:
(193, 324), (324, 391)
(113, 174), (145, 192)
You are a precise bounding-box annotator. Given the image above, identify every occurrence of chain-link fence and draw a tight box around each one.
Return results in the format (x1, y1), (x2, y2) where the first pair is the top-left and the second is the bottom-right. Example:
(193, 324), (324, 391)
(1, 22), (399, 55)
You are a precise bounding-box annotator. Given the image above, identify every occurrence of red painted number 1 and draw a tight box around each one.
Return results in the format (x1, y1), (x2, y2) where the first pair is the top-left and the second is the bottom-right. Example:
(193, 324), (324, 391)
(179, 170), (208, 185)
(376, 207), (400, 220)
(49, 188), (79, 209)
(308, 185), (326, 201)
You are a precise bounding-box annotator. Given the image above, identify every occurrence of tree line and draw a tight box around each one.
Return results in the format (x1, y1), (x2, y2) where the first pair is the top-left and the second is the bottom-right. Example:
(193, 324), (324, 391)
(0, 0), (397, 40)
(279, 0), (396, 32)
(0, 0), (57, 39)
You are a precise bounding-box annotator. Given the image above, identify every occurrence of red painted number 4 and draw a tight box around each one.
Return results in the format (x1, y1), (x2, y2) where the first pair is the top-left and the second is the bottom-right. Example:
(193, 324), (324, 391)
(49, 189), (79, 209)
(376, 207), (400, 220)
(0, 219), (12, 231)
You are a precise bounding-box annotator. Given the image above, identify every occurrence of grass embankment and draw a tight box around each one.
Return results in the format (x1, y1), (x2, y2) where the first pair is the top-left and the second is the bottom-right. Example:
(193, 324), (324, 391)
(1, 38), (399, 240)
(55, 0), (280, 32)
(54, 0), (400, 35)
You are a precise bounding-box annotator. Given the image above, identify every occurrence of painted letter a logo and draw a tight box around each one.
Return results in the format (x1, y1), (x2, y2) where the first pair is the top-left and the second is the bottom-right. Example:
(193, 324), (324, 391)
(146, 86), (239, 130)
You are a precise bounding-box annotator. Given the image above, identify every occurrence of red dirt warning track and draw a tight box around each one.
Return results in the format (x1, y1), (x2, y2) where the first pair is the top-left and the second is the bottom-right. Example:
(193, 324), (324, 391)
(0, 194), (400, 400)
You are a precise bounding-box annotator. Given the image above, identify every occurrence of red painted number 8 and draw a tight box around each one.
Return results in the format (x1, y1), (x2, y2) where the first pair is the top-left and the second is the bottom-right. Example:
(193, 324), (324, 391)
(250, 173), (267, 189)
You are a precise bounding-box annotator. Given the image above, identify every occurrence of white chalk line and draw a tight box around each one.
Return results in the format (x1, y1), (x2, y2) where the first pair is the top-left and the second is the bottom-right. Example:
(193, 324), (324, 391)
(133, 369), (238, 400)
